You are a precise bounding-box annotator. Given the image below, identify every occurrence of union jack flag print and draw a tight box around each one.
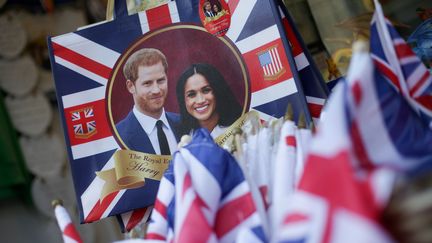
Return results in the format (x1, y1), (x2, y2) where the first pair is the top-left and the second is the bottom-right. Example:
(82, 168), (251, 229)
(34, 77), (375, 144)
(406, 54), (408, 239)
(48, 0), (311, 224)
(70, 107), (96, 139)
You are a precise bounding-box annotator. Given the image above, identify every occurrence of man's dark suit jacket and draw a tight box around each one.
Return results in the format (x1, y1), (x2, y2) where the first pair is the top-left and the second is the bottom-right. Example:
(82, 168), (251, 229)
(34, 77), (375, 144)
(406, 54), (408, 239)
(114, 111), (181, 230)
(205, 11), (214, 17)
(115, 111), (182, 153)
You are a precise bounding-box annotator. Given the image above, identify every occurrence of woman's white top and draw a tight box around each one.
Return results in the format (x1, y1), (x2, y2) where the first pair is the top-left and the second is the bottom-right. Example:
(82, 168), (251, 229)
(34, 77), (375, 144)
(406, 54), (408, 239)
(210, 125), (227, 139)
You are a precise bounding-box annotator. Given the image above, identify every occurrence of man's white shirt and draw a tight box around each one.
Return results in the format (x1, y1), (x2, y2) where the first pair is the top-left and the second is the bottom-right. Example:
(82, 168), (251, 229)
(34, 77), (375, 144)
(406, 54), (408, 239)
(133, 106), (177, 155)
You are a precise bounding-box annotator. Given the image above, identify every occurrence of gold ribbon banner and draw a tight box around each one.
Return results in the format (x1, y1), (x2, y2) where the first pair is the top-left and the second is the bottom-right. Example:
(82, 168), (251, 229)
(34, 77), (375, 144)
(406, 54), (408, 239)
(95, 150), (171, 200)
(214, 110), (260, 147)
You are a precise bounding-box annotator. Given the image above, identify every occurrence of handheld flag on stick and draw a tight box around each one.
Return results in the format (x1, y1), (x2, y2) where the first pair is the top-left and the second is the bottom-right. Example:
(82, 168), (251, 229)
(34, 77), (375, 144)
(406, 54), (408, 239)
(145, 166), (175, 242)
(277, 1), (329, 123)
(276, 41), (397, 243)
(52, 199), (83, 243)
(371, 0), (432, 127)
(270, 117), (297, 239)
(147, 129), (265, 242)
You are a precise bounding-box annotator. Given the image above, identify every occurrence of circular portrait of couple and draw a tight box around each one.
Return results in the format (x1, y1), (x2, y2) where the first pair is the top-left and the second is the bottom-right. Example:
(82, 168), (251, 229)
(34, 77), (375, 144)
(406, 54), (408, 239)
(107, 24), (249, 153)
(202, 0), (225, 19)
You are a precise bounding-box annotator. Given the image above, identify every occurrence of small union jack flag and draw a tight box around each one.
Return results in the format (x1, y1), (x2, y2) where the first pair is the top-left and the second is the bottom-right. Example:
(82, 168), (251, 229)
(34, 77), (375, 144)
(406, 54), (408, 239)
(370, 0), (432, 126)
(147, 129), (264, 242)
(71, 107), (96, 139)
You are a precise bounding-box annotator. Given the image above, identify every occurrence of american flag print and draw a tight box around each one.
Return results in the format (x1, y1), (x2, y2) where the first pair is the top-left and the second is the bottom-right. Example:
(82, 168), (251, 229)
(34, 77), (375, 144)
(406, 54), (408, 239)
(258, 46), (285, 80)
(48, 0), (311, 224)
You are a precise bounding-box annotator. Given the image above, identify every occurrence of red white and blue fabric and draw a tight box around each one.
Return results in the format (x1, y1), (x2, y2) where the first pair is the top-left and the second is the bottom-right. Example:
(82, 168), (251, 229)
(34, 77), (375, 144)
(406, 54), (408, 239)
(224, 0), (311, 122)
(360, 2), (432, 172)
(278, 1), (329, 123)
(147, 129), (264, 243)
(146, 170), (175, 242)
(345, 40), (432, 173)
(370, 0), (432, 127)
(235, 225), (267, 243)
(118, 206), (153, 233)
(48, 2), (181, 225)
(54, 204), (83, 243)
(277, 50), (397, 243)
(48, 0), (311, 225)
(277, 16), (432, 238)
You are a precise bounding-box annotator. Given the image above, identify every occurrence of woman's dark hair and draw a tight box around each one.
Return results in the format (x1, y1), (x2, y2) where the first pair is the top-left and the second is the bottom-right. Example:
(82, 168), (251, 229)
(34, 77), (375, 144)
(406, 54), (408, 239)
(176, 63), (242, 135)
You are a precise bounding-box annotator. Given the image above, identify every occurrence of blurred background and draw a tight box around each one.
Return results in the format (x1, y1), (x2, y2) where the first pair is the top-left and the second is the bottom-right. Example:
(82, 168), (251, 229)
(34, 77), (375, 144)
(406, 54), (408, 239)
(0, 0), (430, 242)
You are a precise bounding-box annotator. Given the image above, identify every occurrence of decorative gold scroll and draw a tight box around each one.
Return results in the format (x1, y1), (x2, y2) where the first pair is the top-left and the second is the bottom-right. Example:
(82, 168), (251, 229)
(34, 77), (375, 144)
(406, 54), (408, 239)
(214, 110), (260, 146)
(96, 150), (171, 200)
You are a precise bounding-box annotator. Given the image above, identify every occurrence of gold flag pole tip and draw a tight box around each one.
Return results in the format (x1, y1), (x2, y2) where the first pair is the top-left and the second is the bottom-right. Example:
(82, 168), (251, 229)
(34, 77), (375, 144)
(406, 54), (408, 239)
(298, 112), (306, 129)
(51, 199), (63, 208)
(284, 103), (294, 121)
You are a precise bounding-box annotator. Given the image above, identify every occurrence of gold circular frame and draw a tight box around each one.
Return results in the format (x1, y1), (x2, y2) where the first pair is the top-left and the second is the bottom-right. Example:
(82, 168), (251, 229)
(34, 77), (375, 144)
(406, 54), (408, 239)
(107, 24), (249, 150)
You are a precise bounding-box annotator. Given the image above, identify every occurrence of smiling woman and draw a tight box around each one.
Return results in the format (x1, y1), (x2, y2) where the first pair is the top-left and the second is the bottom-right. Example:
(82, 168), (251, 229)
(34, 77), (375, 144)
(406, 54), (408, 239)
(176, 63), (242, 138)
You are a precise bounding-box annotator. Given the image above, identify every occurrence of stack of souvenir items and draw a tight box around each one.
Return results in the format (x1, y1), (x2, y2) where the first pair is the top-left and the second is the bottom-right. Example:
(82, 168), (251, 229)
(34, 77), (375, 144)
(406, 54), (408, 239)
(47, 0), (314, 236)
